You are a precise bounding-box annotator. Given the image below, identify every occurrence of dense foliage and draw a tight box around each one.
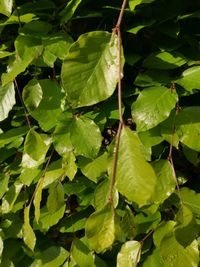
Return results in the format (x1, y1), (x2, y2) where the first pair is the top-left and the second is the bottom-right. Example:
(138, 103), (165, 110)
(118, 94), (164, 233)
(0, 0), (200, 266)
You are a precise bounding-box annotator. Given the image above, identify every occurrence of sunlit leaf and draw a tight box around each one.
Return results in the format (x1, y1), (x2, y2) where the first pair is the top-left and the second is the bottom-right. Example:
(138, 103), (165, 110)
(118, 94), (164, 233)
(85, 203), (115, 253)
(59, 0), (82, 24)
(0, 82), (15, 121)
(116, 127), (157, 207)
(61, 31), (121, 108)
(132, 86), (178, 132)
(23, 204), (36, 251)
(117, 241), (141, 267)
(176, 66), (200, 93)
(33, 180), (43, 223)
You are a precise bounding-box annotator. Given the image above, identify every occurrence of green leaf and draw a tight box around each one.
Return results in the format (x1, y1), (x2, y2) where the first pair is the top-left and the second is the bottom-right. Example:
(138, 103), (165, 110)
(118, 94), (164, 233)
(151, 160), (176, 204)
(143, 250), (165, 267)
(59, 207), (92, 233)
(159, 237), (199, 267)
(180, 188), (200, 215)
(0, 82), (15, 121)
(116, 127), (157, 207)
(19, 167), (41, 186)
(54, 116), (102, 159)
(0, 126), (28, 148)
(2, 36), (43, 85)
(129, 0), (156, 11)
(93, 179), (118, 210)
(175, 205), (198, 247)
(85, 203), (115, 253)
(47, 182), (65, 213)
(132, 87), (178, 132)
(59, 0), (82, 24)
(176, 66), (200, 93)
(33, 180), (43, 223)
(42, 160), (65, 188)
(176, 107), (200, 151)
(117, 241), (141, 267)
(37, 205), (66, 231)
(23, 204), (36, 251)
(22, 129), (49, 168)
(143, 51), (187, 69)
(79, 152), (108, 182)
(0, 232), (3, 257)
(1, 181), (23, 214)
(62, 152), (77, 181)
(61, 31), (121, 108)
(71, 239), (94, 267)
(0, 0), (12, 17)
(32, 246), (69, 267)
(42, 33), (73, 66)
(0, 172), (9, 199)
(135, 211), (161, 235)
(23, 79), (62, 131)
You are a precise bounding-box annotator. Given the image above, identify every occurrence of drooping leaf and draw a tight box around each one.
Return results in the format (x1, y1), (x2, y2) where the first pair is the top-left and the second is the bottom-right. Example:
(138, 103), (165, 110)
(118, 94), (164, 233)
(117, 241), (141, 267)
(59, 0), (82, 24)
(176, 66), (200, 93)
(61, 31), (121, 108)
(116, 127), (157, 207)
(175, 107), (200, 151)
(151, 160), (176, 204)
(85, 203), (115, 253)
(0, 82), (15, 121)
(32, 246), (69, 267)
(23, 204), (36, 251)
(132, 86), (178, 132)
(33, 179), (44, 223)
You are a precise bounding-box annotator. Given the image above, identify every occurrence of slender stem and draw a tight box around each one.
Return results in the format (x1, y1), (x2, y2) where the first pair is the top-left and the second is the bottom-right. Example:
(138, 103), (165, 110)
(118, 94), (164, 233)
(116, 0), (127, 29)
(167, 102), (183, 206)
(29, 149), (54, 205)
(109, 0), (127, 204)
(14, 79), (31, 129)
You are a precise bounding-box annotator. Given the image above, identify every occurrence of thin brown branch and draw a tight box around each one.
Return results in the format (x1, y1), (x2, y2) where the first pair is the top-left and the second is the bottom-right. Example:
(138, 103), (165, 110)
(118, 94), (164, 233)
(116, 0), (127, 29)
(29, 149), (54, 205)
(109, 0), (127, 204)
(14, 79), (31, 129)
(167, 102), (183, 206)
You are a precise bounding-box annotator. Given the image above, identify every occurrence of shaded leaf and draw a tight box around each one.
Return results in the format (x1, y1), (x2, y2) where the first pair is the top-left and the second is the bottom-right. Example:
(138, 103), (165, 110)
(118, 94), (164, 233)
(180, 188), (200, 215)
(71, 239), (94, 267)
(33, 180), (44, 223)
(32, 246), (69, 267)
(59, 0), (82, 24)
(143, 51), (187, 69)
(176, 107), (200, 151)
(47, 182), (65, 213)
